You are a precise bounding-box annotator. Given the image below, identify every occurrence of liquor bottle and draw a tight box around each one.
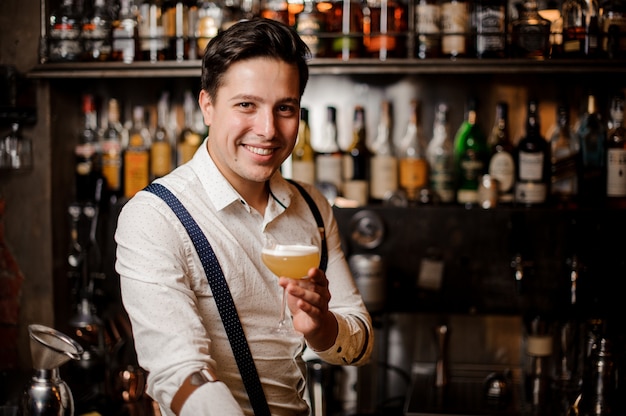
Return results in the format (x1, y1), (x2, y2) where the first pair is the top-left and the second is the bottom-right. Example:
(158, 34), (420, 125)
(399, 99), (429, 203)
(291, 107), (316, 184)
(138, 0), (167, 62)
(561, 0), (587, 56)
(111, 0), (139, 64)
(440, 0), (471, 58)
(297, 0), (327, 58)
(124, 105), (151, 198)
(0, 122), (32, 171)
(605, 92), (626, 208)
(48, 0), (82, 62)
(177, 90), (203, 166)
(578, 325), (617, 416)
(101, 98), (125, 198)
(75, 94), (102, 202)
(361, 0), (408, 60)
(369, 100), (398, 201)
(315, 106), (344, 194)
(426, 102), (455, 203)
(196, 0), (224, 53)
(576, 93), (606, 205)
(473, 0), (507, 58)
(487, 102), (516, 204)
(548, 104), (579, 206)
(583, 0), (601, 57)
(326, 0), (365, 60)
(343, 105), (371, 205)
(521, 315), (556, 416)
(509, 0), (552, 59)
(600, 0), (626, 59)
(162, 0), (190, 61)
(151, 92), (173, 179)
(454, 98), (488, 207)
(81, 0), (113, 61)
(515, 99), (551, 206)
(415, 0), (441, 59)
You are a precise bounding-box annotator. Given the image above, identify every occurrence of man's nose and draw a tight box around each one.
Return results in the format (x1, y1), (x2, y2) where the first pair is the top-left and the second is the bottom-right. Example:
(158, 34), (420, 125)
(257, 109), (277, 139)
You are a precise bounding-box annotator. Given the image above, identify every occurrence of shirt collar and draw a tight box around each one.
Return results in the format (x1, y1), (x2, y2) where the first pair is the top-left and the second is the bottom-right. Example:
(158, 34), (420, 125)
(188, 139), (297, 214)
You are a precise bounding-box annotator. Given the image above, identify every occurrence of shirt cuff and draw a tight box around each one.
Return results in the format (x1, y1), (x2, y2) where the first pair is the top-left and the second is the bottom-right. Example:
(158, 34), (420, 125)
(179, 380), (244, 416)
(311, 312), (369, 366)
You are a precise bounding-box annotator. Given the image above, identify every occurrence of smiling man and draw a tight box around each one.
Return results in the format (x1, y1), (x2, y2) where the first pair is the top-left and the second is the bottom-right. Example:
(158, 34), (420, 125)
(115, 18), (374, 416)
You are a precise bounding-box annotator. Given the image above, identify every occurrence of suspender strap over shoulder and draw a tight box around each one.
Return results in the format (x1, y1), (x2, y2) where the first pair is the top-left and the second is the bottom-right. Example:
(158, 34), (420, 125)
(144, 183), (271, 416)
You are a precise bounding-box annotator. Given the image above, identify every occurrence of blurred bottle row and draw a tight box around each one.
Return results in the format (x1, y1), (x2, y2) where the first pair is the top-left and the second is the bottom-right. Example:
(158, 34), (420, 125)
(44, 0), (626, 63)
(73, 90), (207, 203)
(285, 91), (626, 209)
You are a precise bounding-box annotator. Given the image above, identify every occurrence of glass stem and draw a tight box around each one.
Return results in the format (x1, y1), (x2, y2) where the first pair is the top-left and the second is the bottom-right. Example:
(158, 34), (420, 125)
(278, 287), (288, 329)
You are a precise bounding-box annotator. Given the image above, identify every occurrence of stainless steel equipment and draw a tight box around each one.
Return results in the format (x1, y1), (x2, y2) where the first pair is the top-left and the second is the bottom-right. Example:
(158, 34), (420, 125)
(21, 324), (83, 416)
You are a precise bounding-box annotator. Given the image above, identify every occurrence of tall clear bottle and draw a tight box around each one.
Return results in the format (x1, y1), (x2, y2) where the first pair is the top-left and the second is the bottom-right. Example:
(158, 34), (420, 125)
(515, 99), (551, 206)
(454, 98), (488, 207)
(124, 105), (152, 198)
(101, 98), (125, 199)
(81, 0), (113, 61)
(151, 91), (173, 179)
(576, 93), (606, 205)
(177, 90), (203, 166)
(343, 105), (371, 205)
(369, 100), (398, 201)
(291, 107), (316, 184)
(111, 0), (139, 64)
(48, 0), (82, 62)
(605, 92), (626, 208)
(426, 102), (455, 204)
(138, 0), (167, 62)
(399, 99), (429, 203)
(315, 106), (344, 195)
(487, 102), (516, 204)
(548, 104), (579, 207)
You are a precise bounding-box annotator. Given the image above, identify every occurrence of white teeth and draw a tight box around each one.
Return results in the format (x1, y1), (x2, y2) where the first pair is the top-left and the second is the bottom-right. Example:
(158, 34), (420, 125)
(247, 145), (273, 156)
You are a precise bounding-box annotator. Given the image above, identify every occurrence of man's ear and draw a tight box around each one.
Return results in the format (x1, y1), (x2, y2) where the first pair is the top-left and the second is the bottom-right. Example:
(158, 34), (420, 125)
(198, 90), (213, 127)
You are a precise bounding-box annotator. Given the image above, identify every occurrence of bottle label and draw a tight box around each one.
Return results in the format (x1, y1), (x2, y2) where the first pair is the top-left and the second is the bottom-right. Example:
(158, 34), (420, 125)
(519, 151), (544, 181)
(370, 155), (398, 199)
(399, 158), (428, 199)
(475, 5), (506, 53)
(316, 155), (344, 192)
(515, 181), (547, 204)
(292, 160), (316, 185)
(343, 180), (369, 206)
(151, 141), (173, 178)
(441, 2), (468, 55)
(416, 4), (441, 35)
(488, 151), (515, 192)
(124, 150), (150, 198)
(607, 148), (626, 197)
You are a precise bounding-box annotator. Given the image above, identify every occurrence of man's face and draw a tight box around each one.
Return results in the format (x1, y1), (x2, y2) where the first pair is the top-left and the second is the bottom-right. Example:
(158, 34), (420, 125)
(200, 57), (301, 192)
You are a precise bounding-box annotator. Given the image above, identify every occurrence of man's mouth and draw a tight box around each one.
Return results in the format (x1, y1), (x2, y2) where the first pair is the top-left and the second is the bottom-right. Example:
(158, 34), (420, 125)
(245, 145), (274, 156)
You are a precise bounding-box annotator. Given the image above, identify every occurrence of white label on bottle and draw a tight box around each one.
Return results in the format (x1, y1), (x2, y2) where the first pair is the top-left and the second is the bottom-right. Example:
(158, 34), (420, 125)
(489, 151), (515, 192)
(515, 181), (547, 204)
(519, 151), (544, 181)
(369, 155), (398, 199)
(316, 154), (344, 191)
(607, 148), (626, 197)
(343, 180), (368, 206)
(292, 160), (316, 185)
(416, 4), (441, 35)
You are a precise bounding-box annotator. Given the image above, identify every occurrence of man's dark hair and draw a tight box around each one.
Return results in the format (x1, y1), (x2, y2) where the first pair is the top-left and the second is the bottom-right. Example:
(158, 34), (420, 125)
(201, 18), (311, 101)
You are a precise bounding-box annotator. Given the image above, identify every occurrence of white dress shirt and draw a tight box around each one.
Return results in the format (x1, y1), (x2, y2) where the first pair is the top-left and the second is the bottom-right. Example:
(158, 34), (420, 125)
(115, 139), (374, 416)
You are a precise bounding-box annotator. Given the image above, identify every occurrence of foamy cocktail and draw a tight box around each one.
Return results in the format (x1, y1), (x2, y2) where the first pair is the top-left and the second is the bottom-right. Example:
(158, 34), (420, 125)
(261, 244), (320, 279)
